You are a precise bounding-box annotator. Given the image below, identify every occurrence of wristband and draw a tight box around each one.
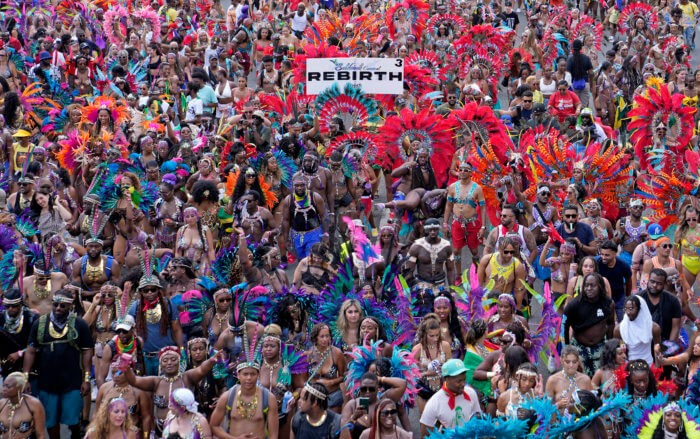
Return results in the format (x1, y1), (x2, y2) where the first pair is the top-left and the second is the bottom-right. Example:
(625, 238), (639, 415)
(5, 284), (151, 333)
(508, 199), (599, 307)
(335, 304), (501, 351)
(17, 349), (24, 358)
(84, 372), (90, 382)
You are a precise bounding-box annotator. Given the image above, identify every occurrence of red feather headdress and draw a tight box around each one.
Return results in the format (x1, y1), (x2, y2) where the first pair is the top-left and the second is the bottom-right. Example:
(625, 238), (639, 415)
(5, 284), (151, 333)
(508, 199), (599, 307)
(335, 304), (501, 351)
(292, 43), (348, 87)
(618, 2), (659, 34)
(447, 103), (511, 164)
(326, 131), (379, 165)
(375, 108), (454, 187)
(453, 24), (507, 60)
(385, 0), (429, 40)
(572, 15), (604, 51)
(635, 171), (694, 228)
(405, 50), (450, 81)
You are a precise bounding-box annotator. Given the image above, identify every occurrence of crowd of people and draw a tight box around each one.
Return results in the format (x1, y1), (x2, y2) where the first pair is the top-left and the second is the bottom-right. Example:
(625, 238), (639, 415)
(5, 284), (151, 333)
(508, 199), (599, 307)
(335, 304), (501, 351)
(2, 0), (700, 437)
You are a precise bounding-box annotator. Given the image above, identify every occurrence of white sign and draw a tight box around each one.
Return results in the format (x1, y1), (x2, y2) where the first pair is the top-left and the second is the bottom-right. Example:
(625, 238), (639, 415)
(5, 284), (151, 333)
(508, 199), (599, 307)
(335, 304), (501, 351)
(305, 58), (405, 95)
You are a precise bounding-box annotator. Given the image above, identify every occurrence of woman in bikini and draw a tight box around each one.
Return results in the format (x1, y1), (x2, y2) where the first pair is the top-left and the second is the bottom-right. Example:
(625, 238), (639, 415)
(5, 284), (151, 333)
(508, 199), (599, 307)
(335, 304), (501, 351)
(674, 206), (700, 288)
(0, 372), (46, 439)
(84, 396), (137, 439)
(539, 238), (577, 309)
(83, 285), (119, 366)
(305, 323), (346, 413)
(655, 333), (700, 399)
(336, 299), (365, 355)
(496, 362), (542, 419)
(175, 207), (215, 276)
(411, 314), (452, 414)
(292, 243), (337, 295)
(95, 356), (150, 436)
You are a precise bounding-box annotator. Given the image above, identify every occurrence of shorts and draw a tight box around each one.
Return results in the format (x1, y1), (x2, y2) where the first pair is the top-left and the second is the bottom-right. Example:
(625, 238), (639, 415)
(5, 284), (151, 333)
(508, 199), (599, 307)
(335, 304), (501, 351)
(683, 255), (700, 276)
(39, 389), (83, 428)
(290, 227), (322, 259)
(334, 192), (353, 208)
(451, 216), (481, 251)
(571, 338), (606, 378)
(327, 389), (344, 408)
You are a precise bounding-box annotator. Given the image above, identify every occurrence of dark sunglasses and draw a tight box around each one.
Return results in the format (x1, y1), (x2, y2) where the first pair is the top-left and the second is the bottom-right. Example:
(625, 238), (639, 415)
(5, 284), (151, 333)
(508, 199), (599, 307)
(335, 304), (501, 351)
(503, 250), (516, 255)
(116, 329), (129, 334)
(4, 303), (21, 308)
(52, 302), (70, 308)
(360, 386), (377, 393)
(218, 297), (232, 302)
(523, 99), (533, 103)
(142, 287), (160, 293)
(660, 244), (673, 249)
(380, 409), (398, 416)
(564, 214), (577, 218)
(540, 192), (551, 196)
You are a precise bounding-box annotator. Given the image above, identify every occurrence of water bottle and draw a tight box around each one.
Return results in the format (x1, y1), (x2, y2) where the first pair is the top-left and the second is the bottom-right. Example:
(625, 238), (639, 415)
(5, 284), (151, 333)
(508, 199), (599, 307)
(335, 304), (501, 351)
(282, 391), (293, 413)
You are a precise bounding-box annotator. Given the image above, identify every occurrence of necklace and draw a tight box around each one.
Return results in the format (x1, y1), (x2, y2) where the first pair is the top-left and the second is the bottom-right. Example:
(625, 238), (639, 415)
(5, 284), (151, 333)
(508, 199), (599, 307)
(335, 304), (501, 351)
(113, 383), (131, 398)
(163, 373), (181, 405)
(306, 412), (327, 427)
(48, 320), (69, 339)
(145, 303), (162, 324)
(308, 347), (332, 381)
(214, 310), (229, 331)
(3, 311), (24, 334)
(33, 278), (51, 300)
(8, 396), (24, 439)
(236, 387), (258, 420)
(263, 358), (282, 390)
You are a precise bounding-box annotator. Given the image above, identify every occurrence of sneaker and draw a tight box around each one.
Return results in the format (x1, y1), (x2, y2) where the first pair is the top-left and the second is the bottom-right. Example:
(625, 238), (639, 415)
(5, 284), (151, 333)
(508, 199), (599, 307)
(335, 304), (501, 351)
(516, 7), (521, 12)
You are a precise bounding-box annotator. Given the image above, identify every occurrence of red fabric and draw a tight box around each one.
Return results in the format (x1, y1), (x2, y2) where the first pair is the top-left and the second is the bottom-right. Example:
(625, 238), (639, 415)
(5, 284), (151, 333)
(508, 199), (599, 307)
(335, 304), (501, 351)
(451, 216), (482, 251)
(142, 299), (159, 311)
(548, 90), (580, 124)
(442, 382), (470, 409)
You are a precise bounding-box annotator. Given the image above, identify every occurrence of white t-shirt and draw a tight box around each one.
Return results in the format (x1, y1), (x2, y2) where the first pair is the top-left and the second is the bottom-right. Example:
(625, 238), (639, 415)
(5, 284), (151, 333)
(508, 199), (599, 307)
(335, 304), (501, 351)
(419, 386), (481, 430)
(185, 97), (203, 121)
(291, 12), (308, 32)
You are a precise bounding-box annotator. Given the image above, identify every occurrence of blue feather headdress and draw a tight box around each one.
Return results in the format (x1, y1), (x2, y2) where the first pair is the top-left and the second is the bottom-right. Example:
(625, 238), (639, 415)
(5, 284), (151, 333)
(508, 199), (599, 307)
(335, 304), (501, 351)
(549, 391), (631, 438)
(426, 415), (528, 439)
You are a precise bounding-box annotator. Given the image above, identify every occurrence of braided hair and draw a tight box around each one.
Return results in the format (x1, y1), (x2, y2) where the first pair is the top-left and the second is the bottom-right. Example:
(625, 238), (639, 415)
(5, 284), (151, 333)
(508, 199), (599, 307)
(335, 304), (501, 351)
(411, 148), (437, 190)
(135, 285), (170, 339)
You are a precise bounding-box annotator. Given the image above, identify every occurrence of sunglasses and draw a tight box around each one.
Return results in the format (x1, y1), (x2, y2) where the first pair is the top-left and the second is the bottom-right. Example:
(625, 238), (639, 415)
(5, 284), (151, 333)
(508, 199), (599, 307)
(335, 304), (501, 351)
(4, 303), (21, 308)
(540, 192), (551, 196)
(523, 99), (533, 103)
(116, 329), (129, 334)
(380, 409), (398, 416)
(503, 250), (516, 255)
(564, 214), (577, 218)
(52, 302), (70, 308)
(689, 218), (699, 222)
(142, 287), (160, 293)
(219, 297), (232, 302)
(660, 244), (673, 249)
(360, 386), (377, 393)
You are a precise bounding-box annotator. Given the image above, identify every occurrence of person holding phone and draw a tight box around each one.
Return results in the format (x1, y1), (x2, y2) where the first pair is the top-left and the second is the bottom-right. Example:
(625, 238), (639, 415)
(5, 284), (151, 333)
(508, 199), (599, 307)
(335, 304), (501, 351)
(340, 373), (407, 439)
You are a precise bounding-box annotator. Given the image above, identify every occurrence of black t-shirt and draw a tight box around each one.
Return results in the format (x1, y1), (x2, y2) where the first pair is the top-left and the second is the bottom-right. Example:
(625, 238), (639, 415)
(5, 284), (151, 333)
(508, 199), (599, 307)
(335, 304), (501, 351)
(291, 409), (341, 439)
(556, 222), (595, 260)
(639, 290), (682, 341)
(566, 53), (594, 81)
(563, 293), (614, 333)
(0, 309), (37, 376)
(28, 314), (93, 393)
(500, 11), (520, 29)
(596, 256), (632, 306)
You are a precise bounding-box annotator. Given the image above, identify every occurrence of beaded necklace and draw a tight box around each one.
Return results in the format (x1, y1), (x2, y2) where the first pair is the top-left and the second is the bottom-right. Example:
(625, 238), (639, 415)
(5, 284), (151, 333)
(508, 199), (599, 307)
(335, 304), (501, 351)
(236, 387), (258, 420)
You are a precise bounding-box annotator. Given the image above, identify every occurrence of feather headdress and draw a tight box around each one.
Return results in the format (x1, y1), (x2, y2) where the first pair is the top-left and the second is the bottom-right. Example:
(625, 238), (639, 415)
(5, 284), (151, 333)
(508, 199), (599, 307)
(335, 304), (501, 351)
(618, 2), (659, 34)
(426, 415), (528, 439)
(453, 24), (508, 60)
(57, 130), (91, 173)
(572, 15), (604, 51)
(375, 108), (454, 187)
(628, 82), (694, 173)
(313, 83), (380, 134)
(405, 50), (450, 82)
(326, 131), (379, 165)
(448, 103), (511, 164)
(136, 247), (160, 290)
(635, 171), (694, 227)
(81, 96), (131, 126)
(292, 43), (348, 88)
(549, 391), (631, 438)
(385, 0), (429, 40)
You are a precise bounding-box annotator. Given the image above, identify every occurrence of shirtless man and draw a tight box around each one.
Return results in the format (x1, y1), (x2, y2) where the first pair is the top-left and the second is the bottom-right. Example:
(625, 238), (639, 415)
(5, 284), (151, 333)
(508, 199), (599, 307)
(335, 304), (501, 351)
(236, 190), (277, 244)
(391, 148), (438, 198)
(613, 198), (649, 266)
(126, 346), (221, 435)
(23, 256), (69, 315)
(71, 239), (121, 298)
(544, 346), (593, 412)
(478, 237), (528, 310)
(443, 162), (488, 272)
(210, 362), (279, 439)
(515, 183), (560, 280)
(293, 152), (334, 216)
(328, 150), (358, 223)
(404, 218), (455, 316)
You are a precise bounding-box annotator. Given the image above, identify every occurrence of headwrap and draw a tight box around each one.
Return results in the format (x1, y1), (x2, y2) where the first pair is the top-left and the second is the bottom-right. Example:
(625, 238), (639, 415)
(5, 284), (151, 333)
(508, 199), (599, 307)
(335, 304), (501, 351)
(159, 346), (181, 361)
(497, 293), (516, 310)
(171, 388), (199, 414)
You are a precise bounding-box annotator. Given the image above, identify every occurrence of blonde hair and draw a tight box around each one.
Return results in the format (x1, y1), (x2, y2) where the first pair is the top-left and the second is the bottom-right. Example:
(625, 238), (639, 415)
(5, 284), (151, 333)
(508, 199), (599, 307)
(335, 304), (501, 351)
(417, 313), (443, 347)
(336, 299), (364, 340)
(86, 397), (136, 439)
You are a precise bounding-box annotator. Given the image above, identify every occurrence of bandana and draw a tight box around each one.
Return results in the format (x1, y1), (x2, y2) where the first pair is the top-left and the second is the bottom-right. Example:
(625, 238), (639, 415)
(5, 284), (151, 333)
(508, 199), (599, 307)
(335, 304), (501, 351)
(142, 298), (160, 312)
(442, 382), (470, 409)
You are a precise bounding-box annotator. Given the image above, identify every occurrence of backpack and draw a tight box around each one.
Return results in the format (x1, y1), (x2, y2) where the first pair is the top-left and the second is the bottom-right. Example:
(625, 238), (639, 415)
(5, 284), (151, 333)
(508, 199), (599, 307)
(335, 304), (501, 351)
(223, 384), (270, 433)
(36, 313), (79, 351)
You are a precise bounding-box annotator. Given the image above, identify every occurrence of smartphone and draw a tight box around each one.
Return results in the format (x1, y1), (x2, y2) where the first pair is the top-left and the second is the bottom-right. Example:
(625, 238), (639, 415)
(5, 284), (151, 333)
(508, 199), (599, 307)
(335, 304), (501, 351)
(358, 397), (369, 412)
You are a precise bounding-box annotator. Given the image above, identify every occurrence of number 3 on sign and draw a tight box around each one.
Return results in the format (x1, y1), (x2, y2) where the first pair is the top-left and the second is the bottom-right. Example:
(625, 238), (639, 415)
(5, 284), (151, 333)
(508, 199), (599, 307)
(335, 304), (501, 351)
(395, 59), (403, 67)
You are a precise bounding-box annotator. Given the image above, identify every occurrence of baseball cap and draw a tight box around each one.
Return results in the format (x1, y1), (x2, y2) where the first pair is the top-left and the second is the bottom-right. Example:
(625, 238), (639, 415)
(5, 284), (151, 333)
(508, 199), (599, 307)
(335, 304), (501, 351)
(442, 359), (468, 377)
(533, 103), (546, 113)
(39, 51), (51, 61)
(12, 129), (32, 138)
(114, 315), (135, 331)
(647, 223), (663, 240)
(253, 110), (265, 119)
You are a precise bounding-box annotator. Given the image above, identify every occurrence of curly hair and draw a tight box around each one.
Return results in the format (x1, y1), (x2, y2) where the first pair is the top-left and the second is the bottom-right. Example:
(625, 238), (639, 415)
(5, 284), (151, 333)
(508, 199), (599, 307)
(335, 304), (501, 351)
(465, 318), (487, 345)
(416, 313), (443, 348)
(192, 179), (219, 204)
(598, 339), (625, 371)
(276, 294), (307, 334)
(310, 323), (331, 345)
(85, 397), (136, 439)
(626, 359), (657, 397)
